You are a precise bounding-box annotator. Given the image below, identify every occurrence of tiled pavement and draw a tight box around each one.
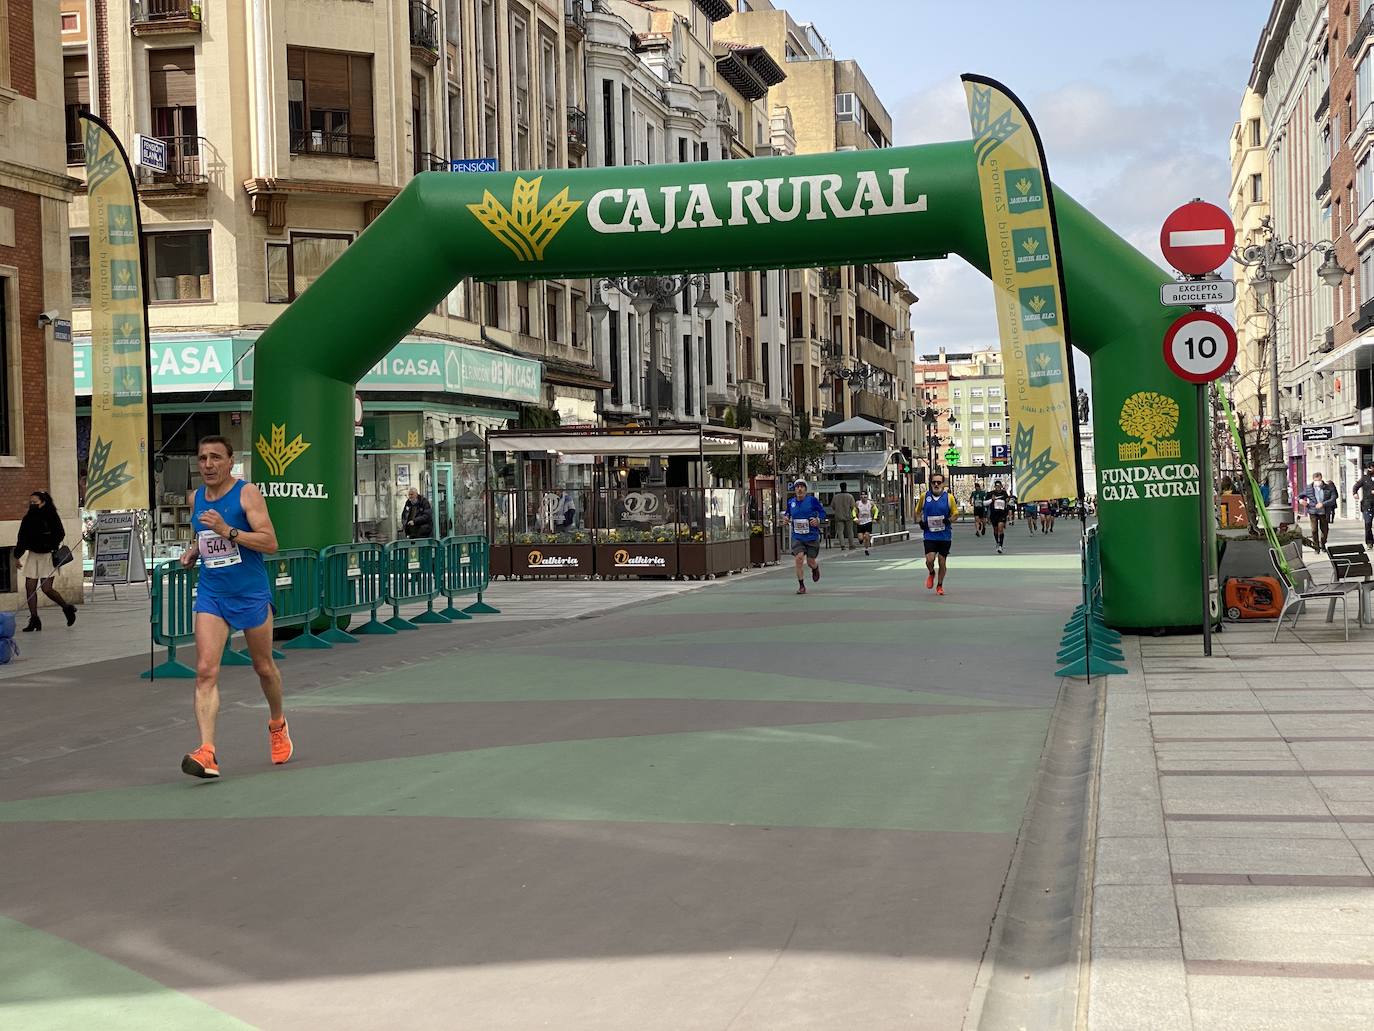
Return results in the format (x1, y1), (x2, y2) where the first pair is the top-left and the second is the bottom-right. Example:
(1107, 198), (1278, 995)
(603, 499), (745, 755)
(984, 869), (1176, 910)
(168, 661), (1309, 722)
(1089, 527), (1374, 1031)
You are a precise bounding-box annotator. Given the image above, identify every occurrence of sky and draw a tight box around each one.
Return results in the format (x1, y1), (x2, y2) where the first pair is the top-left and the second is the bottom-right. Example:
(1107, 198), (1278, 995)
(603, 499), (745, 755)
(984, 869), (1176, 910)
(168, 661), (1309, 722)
(773, 0), (1274, 383)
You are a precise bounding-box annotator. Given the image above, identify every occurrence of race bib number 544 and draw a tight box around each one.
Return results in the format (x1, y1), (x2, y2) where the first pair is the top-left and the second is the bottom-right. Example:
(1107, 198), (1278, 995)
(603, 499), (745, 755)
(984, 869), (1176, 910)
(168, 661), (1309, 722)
(198, 530), (242, 569)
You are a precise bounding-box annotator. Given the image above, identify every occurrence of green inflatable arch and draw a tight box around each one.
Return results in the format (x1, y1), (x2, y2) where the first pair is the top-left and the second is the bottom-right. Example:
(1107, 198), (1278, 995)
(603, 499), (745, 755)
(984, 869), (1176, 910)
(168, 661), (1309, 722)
(250, 140), (1199, 631)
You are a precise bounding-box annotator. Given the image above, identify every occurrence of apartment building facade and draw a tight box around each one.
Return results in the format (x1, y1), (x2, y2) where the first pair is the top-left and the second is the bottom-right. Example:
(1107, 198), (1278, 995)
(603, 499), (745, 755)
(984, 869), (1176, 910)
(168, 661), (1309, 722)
(582, 0), (794, 445)
(716, 0), (913, 441)
(1250, 0), (1347, 514)
(1228, 87), (1271, 442)
(0, 4), (78, 605)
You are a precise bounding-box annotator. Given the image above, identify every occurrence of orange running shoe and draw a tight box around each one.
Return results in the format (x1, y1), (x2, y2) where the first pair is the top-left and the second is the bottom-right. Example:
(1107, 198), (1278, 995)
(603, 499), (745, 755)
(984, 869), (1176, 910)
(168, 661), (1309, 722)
(181, 745), (219, 779)
(925, 572), (935, 590)
(269, 718), (293, 765)
(936, 585), (946, 596)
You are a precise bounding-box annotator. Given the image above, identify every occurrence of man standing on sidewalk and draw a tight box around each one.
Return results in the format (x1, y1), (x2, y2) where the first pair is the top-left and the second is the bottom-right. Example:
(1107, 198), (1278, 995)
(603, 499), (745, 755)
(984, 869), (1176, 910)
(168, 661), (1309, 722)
(785, 479), (827, 595)
(1298, 471), (1338, 553)
(178, 435), (294, 779)
(832, 482), (856, 551)
(1353, 462), (1374, 547)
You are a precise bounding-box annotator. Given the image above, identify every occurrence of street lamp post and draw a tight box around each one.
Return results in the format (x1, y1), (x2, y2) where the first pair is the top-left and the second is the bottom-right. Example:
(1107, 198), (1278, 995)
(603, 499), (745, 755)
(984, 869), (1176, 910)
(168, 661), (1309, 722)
(1233, 216), (1347, 528)
(904, 404), (953, 479)
(588, 274), (719, 481)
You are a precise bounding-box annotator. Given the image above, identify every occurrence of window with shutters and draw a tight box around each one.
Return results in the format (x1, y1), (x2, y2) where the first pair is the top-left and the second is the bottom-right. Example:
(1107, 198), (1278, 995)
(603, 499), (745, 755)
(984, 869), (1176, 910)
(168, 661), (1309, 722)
(148, 47), (198, 171)
(286, 47), (375, 159)
(64, 54), (89, 165)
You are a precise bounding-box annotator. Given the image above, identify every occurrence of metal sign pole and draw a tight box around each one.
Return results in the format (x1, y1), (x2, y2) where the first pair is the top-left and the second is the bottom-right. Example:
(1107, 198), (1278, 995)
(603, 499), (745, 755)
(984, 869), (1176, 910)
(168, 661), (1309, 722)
(1198, 380), (1213, 657)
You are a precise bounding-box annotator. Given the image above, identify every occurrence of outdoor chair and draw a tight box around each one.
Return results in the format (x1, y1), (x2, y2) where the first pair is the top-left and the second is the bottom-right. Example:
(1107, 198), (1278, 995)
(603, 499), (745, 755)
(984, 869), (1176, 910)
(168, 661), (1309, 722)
(1269, 546), (1360, 642)
(1327, 543), (1374, 623)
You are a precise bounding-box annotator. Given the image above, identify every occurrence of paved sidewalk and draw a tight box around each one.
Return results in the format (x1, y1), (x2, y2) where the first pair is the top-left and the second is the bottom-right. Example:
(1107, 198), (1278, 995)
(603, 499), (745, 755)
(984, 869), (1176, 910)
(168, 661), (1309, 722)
(1088, 524), (1374, 1030)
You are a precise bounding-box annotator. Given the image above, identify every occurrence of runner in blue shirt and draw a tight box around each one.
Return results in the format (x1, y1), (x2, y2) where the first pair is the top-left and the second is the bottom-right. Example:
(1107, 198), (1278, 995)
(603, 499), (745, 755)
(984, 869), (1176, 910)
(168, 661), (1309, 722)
(917, 472), (960, 596)
(176, 435), (294, 780)
(784, 479), (827, 595)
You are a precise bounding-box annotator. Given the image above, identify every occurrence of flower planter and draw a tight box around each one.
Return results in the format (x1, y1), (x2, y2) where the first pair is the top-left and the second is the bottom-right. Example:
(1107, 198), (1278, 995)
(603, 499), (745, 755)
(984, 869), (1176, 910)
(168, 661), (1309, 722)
(749, 534), (779, 566)
(595, 543), (679, 578)
(509, 543), (594, 578)
(680, 539), (750, 578)
(489, 544), (511, 579)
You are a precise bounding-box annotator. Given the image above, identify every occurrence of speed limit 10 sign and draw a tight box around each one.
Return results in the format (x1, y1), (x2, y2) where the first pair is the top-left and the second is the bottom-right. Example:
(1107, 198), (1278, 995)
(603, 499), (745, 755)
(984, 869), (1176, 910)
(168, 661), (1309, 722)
(1162, 310), (1237, 384)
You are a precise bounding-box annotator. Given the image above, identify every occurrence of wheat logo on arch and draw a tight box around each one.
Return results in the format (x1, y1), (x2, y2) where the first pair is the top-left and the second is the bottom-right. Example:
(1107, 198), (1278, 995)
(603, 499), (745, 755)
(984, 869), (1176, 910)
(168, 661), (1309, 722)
(256, 423), (311, 477)
(1118, 391), (1182, 462)
(467, 176), (582, 262)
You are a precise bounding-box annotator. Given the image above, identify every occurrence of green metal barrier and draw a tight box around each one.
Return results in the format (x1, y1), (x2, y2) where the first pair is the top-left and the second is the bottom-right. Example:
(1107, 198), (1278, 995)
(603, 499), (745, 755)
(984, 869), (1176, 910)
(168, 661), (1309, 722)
(383, 538), (448, 630)
(264, 549), (329, 650)
(1057, 528), (1126, 677)
(320, 542), (392, 642)
(141, 559), (280, 676)
(462, 536), (500, 616)
(437, 535), (489, 619)
(141, 561), (198, 679)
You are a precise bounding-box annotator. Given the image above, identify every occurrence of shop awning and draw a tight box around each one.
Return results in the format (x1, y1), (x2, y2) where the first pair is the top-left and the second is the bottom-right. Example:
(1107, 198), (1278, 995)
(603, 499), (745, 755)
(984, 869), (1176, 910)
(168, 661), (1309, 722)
(819, 450), (896, 476)
(820, 416), (892, 437)
(487, 427), (772, 456)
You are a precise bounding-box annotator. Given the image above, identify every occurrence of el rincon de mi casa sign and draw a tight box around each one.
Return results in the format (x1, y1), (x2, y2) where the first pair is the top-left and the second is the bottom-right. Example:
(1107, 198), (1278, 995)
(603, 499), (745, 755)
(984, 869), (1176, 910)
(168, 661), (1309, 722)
(246, 84), (1202, 632)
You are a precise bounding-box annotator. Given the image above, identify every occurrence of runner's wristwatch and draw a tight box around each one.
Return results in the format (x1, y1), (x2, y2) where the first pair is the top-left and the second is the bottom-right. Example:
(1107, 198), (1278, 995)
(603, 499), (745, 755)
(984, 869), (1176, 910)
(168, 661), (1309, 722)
(228, 528), (240, 542)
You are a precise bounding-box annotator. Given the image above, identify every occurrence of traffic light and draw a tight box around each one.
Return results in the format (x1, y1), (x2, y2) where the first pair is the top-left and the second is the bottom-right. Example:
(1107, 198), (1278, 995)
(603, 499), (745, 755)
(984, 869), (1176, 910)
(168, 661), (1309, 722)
(899, 446), (913, 474)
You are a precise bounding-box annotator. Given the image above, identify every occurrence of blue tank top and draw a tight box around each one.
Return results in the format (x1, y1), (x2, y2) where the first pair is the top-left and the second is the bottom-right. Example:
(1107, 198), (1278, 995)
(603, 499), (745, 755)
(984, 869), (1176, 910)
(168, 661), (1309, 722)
(192, 480), (270, 600)
(923, 491), (953, 541)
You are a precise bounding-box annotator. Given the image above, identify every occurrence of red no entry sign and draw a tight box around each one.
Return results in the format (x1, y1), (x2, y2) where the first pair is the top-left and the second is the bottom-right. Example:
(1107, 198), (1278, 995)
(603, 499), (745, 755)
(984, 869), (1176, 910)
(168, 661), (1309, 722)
(1160, 201), (1236, 276)
(1162, 310), (1237, 384)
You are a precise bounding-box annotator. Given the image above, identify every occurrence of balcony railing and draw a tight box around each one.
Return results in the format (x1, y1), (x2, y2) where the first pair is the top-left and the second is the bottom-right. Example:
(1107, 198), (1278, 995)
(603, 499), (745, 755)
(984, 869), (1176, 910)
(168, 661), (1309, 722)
(131, 0), (202, 28)
(1317, 165), (1332, 199)
(409, 0), (439, 56)
(1356, 298), (1374, 334)
(66, 140), (85, 167)
(1350, 4), (1374, 58)
(414, 150), (448, 174)
(290, 129), (376, 160)
(1315, 86), (1330, 122)
(567, 106), (588, 151)
(565, 0), (587, 35)
(135, 135), (209, 189)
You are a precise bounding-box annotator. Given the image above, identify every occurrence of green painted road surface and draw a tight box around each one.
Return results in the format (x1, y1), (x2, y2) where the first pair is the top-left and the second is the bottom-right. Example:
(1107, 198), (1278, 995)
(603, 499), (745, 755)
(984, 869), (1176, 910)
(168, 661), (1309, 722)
(1, 532), (1080, 1029)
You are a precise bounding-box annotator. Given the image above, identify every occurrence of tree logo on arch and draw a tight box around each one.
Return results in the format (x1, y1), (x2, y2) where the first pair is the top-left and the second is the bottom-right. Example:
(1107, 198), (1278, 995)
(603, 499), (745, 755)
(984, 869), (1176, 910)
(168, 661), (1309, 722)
(1118, 391), (1181, 462)
(467, 175), (582, 262)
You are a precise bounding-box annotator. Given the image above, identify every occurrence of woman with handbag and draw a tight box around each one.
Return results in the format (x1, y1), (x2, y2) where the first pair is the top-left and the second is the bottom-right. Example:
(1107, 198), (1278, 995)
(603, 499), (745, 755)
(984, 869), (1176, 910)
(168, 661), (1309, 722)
(14, 491), (76, 632)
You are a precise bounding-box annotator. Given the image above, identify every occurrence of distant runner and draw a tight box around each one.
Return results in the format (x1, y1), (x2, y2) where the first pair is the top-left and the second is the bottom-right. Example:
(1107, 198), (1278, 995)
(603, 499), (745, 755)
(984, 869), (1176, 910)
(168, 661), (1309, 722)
(855, 490), (877, 556)
(1025, 500), (1038, 534)
(785, 479), (827, 595)
(987, 480), (1011, 555)
(970, 482), (989, 538)
(1038, 498), (1054, 535)
(178, 435), (293, 780)
(917, 473), (959, 596)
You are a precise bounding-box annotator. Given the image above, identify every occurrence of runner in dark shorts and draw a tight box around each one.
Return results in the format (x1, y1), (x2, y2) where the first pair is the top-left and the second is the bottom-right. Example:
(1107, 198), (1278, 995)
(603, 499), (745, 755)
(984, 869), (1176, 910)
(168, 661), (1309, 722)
(784, 479), (827, 595)
(855, 490), (877, 556)
(970, 482), (989, 538)
(986, 480), (1011, 554)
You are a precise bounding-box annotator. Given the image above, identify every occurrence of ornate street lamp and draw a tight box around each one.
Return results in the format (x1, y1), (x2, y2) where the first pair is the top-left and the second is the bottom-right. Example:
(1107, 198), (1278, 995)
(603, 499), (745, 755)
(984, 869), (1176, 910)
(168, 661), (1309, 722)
(587, 273), (718, 429)
(1233, 216), (1349, 527)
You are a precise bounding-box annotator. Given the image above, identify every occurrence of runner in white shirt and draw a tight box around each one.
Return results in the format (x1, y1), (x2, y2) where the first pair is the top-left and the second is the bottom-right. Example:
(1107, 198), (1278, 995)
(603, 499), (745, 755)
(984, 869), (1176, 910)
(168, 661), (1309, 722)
(855, 491), (877, 556)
